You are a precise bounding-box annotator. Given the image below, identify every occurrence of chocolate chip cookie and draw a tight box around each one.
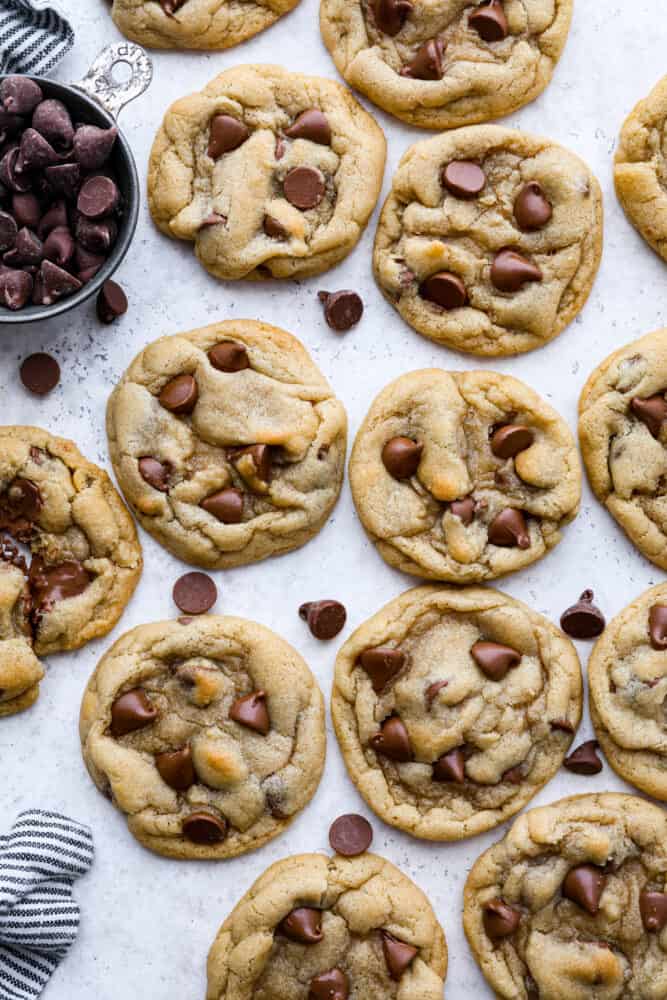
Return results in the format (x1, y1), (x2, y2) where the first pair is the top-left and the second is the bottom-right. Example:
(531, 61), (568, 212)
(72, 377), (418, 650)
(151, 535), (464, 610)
(615, 75), (667, 264)
(373, 125), (603, 356)
(80, 615), (326, 859)
(206, 853), (447, 997)
(0, 427), (142, 717)
(464, 792), (667, 1000)
(111, 0), (299, 50)
(350, 369), (581, 582)
(320, 0), (573, 130)
(106, 320), (347, 569)
(579, 328), (667, 570)
(588, 583), (667, 801)
(332, 585), (582, 841)
(147, 65), (386, 280)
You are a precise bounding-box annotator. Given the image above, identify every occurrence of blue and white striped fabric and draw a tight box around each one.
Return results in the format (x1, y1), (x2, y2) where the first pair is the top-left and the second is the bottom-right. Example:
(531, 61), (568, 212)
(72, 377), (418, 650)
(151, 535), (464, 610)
(0, 0), (74, 76)
(0, 811), (93, 1000)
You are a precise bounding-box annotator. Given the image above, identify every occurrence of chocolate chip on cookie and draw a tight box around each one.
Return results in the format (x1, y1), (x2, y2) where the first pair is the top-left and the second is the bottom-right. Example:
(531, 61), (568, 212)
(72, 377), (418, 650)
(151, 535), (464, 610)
(329, 813), (373, 856)
(155, 745), (196, 790)
(158, 374), (199, 414)
(200, 488), (244, 524)
(487, 508), (530, 548)
(419, 271), (468, 310)
(229, 690), (270, 734)
(630, 394), (667, 437)
(138, 456), (171, 492)
(401, 39), (445, 80)
(471, 641), (521, 681)
(482, 899), (521, 940)
(514, 181), (552, 231)
(469, 0), (508, 42)
(284, 109), (331, 145)
(309, 970), (349, 999)
(433, 747), (466, 784)
(640, 891), (667, 932)
(441, 161), (486, 198)
(649, 603), (667, 649)
(183, 812), (228, 845)
(279, 908), (323, 944)
(110, 689), (158, 737)
(208, 341), (249, 372)
(381, 932), (417, 980)
(370, 715), (413, 761)
(562, 864), (607, 915)
(208, 115), (250, 159)
(358, 646), (405, 692)
(491, 248), (542, 292)
(299, 600), (347, 639)
(490, 424), (534, 459)
(381, 436), (423, 479)
(560, 590), (605, 639)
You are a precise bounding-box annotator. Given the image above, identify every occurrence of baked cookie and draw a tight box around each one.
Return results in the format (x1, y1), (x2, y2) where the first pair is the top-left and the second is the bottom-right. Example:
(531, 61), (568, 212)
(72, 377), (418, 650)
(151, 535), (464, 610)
(349, 369), (581, 582)
(206, 852), (447, 998)
(80, 616), (326, 859)
(110, 0), (299, 50)
(320, 0), (573, 130)
(589, 583), (667, 800)
(0, 427), (142, 717)
(148, 65), (386, 281)
(615, 75), (667, 264)
(107, 320), (347, 569)
(579, 328), (667, 570)
(464, 792), (667, 1000)
(373, 126), (603, 356)
(332, 585), (582, 841)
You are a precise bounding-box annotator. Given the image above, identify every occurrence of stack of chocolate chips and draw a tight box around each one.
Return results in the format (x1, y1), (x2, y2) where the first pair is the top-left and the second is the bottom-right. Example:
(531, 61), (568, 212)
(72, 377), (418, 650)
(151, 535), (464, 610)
(0, 75), (120, 311)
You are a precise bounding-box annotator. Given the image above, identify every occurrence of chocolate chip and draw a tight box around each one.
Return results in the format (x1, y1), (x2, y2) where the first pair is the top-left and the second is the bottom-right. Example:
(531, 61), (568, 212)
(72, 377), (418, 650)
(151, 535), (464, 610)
(490, 424), (534, 459)
(381, 932), (417, 980)
(263, 213), (288, 239)
(172, 572), (217, 615)
(514, 181), (552, 231)
(4, 478), (42, 520)
(381, 436), (423, 479)
(14, 227), (42, 266)
(0, 210), (17, 250)
(110, 688), (158, 737)
(231, 443), (272, 487)
(425, 679), (448, 707)
(208, 115), (250, 159)
(138, 456), (171, 492)
(77, 175), (119, 219)
(491, 249), (542, 292)
(38, 200), (67, 239)
(432, 747), (466, 783)
(229, 690), (270, 735)
(44, 163), (81, 201)
(75, 216), (117, 254)
(640, 890), (667, 932)
(299, 600), (346, 639)
(358, 647), (405, 692)
(442, 161), (486, 198)
(29, 557), (91, 610)
(285, 109), (331, 145)
(11, 193), (40, 230)
(373, 0), (413, 34)
(72, 124), (117, 169)
(450, 497), (475, 524)
(419, 271), (468, 309)
(471, 640), (521, 681)
(329, 814), (373, 857)
(159, 374), (198, 414)
(0, 147), (32, 193)
(562, 865), (607, 915)
(279, 907), (323, 944)
(17, 128), (58, 172)
(208, 341), (249, 372)
(550, 717), (575, 734)
(283, 166), (325, 210)
(309, 969), (349, 1000)
(502, 765), (524, 785)
(96, 280), (127, 324)
(20, 352), (60, 395)
(200, 488), (244, 523)
(182, 812), (228, 845)
(1, 76), (43, 115)
(370, 716), (413, 762)
(0, 268), (32, 310)
(155, 745), (196, 790)
(40, 259), (81, 305)
(564, 740), (603, 775)
(649, 604), (667, 650)
(560, 590), (605, 639)
(630, 395), (667, 437)
(482, 899), (521, 940)
(318, 290), (363, 331)
(43, 227), (73, 268)
(33, 100), (74, 151)
(401, 38), (445, 79)
(469, 0), (508, 41)
(488, 508), (530, 548)
(0, 110), (22, 144)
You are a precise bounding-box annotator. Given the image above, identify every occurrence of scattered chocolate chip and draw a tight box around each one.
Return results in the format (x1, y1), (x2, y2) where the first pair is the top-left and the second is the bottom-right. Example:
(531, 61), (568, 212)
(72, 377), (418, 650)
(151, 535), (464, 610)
(200, 488), (244, 524)
(419, 271), (467, 309)
(373, 0), (412, 33)
(560, 590), (605, 639)
(381, 932), (417, 980)
(514, 181), (552, 231)
(488, 508), (530, 548)
(208, 341), (249, 372)
(172, 572), (217, 615)
(370, 716), (413, 761)
(442, 161), (486, 198)
(182, 811), (228, 845)
(401, 38), (445, 79)
(20, 352), (60, 395)
(490, 424), (534, 459)
(550, 717), (575, 734)
(110, 688), (158, 737)
(329, 814), (373, 857)
(208, 115), (250, 159)
(11, 193), (40, 230)
(471, 641), (521, 681)
(425, 679), (448, 706)
(491, 249), (542, 292)
(159, 374), (199, 414)
(450, 497), (475, 524)
(72, 124), (117, 169)
(283, 166), (325, 210)
(318, 289), (363, 331)
(42, 226), (73, 268)
(649, 604), (667, 650)
(630, 395), (667, 438)
(229, 690), (270, 735)
(433, 747), (466, 783)
(564, 740), (603, 775)
(138, 456), (171, 492)
(77, 175), (119, 219)
(483, 899), (521, 940)
(562, 865), (607, 915)
(382, 436), (423, 479)
(279, 908), (323, 944)
(299, 600), (347, 639)
(469, 0), (508, 41)
(358, 647), (405, 693)
(155, 745), (196, 791)
(33, 99), (74, 151)
(263, 213), (288, 239)
(96, 279), (127, 324)
(640, 890), (667, 932)
(309, 969), (349, 1000)
(1, 76), (43, 115)
(285, 109), (331, 145)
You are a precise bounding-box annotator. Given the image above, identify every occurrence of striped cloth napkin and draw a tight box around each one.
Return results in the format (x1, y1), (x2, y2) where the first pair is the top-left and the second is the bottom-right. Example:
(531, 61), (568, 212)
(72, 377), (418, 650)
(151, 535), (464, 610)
(0, 811), (94, 1000)
(0, 0), (74, 76)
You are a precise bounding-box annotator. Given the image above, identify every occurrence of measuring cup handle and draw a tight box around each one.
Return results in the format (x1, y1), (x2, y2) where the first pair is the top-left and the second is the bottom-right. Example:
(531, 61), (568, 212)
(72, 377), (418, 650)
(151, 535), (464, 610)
(73, 42), (153, 120)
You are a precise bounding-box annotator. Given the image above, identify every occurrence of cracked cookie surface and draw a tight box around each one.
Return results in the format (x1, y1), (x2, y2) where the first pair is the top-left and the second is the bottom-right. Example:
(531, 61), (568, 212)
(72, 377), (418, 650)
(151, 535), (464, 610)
(80, 616), (326, 860)
(0, 426), (142, 717)
(147, 65), (386, 281)
(579, 328), (667, 571)
(349, 369), (581, 582)
(106, 320), (347, 569)
(464, 793), (667, 1000)
(589, 583), (667, 801)
(206, 852), (447, 998)
(615, 75), (667, 264)
(332, 585), (582, 841)
(373, 126), (603, 356)
(320, 0), (573, 130)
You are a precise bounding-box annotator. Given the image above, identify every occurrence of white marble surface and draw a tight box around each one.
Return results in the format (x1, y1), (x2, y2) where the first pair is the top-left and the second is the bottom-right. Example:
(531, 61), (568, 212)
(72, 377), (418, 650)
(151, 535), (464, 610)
(1, 2), (666, 997)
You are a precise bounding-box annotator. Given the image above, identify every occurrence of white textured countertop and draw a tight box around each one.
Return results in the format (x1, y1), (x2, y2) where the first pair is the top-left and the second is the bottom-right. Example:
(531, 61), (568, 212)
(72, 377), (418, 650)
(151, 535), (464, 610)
(1, 2), (666, 997)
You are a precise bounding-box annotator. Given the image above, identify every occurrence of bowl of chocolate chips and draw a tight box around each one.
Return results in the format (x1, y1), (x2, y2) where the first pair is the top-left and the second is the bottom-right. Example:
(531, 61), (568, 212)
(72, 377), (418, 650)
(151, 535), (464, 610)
(0, 42), (152, 322)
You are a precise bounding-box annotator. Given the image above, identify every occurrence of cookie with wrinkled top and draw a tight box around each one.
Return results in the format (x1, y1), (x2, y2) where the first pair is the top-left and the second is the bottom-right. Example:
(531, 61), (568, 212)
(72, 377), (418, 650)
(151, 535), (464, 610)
(320, 0), (573, 129)
(332, 585), (582, 841)
(148, 65), (386, 280)
(579, 328), (667, 570)
(350, 369), (581, 582)
(373, 126), (603, 356)
(206, 852), (447, 998)
(106, 320), (347, 569)
(80, 616), (325, 859)
(0, 426), (142, 717)
(464, 793), (667, 1000)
